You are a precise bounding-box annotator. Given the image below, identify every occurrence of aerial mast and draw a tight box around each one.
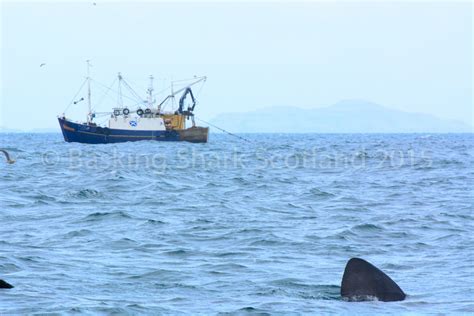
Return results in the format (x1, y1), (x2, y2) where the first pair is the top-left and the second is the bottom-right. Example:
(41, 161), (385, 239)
(171, 77), (175, 110)
(117, 72), (123, 108)
(86, 60), (92, 123)
(147, 75), (154, 110)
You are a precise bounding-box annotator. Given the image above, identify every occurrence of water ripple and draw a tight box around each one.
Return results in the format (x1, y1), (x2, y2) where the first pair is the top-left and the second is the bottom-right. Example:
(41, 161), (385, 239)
(0, 133), (472, 314)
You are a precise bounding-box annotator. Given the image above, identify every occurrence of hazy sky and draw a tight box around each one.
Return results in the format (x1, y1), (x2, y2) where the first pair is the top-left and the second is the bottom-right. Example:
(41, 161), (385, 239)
(1, 0), (472, 130)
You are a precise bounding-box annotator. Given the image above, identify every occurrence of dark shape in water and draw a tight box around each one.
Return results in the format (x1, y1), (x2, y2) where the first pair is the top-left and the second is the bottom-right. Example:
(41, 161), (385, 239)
(0, 149), (15, 164)
(0, 279), (13, 289)
(341, 258), (406, 302)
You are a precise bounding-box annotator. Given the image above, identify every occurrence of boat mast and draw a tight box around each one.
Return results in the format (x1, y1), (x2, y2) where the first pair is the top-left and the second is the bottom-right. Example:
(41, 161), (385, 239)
(157, 76), (207, 112)
(86, 60), (92, 123)
(117, 72), (123, 108)
(147, 75), (154, 110)
(171, 78), (175, 109)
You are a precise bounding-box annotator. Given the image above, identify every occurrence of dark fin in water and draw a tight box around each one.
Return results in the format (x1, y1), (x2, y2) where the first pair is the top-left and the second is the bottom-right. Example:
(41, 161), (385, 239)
(0, 279), (13, 289)
(341, 258), (405, 302)
(0, 149), (15, 164)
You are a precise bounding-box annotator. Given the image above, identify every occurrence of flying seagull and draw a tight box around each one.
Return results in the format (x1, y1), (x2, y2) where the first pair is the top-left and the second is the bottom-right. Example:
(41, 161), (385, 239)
(40, 63), (46, 67)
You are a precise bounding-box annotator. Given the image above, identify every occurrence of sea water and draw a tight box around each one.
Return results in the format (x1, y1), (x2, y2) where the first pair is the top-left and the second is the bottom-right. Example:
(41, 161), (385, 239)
(0, 133), (473, 314)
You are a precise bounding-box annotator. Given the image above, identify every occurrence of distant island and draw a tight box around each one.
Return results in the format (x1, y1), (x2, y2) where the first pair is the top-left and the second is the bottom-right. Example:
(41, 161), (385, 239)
(0, 127), (59, 133)
(1, 100), (472, 133)
(210, 100), (473, 133)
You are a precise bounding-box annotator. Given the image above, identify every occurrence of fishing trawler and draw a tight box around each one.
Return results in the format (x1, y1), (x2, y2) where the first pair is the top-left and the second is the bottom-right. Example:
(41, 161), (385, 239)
(58, 61), (208, 144)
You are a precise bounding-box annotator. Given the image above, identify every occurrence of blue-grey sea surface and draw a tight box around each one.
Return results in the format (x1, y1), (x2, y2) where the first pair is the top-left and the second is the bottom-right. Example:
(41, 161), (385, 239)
(0, 133), (473, 314)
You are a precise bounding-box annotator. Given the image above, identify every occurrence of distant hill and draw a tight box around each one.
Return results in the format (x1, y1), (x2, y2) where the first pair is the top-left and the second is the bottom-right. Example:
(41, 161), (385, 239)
(0, 127), (59, 133)
(209, 100), (473, 133)
(28, 128), (60, 133)
(0, 126), (23, 133)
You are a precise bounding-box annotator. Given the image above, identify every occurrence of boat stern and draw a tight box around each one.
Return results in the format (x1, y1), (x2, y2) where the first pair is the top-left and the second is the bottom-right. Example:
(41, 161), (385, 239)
(178, 126), (209, 143)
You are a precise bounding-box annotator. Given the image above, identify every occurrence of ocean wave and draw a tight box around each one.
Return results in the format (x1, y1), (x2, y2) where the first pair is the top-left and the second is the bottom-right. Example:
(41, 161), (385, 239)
(80, 211), (133, 221)
(66, 189), (102, 199)
(1, 133), (472, 314)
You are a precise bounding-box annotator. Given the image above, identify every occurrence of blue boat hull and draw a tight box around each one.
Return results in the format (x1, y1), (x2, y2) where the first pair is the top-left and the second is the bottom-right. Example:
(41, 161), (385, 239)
(58, 117), (208, 144)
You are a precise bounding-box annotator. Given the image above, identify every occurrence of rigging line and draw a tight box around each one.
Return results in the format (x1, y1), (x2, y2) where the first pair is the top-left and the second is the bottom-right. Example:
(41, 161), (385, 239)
(92, 77), (117, 112)
(194, 81), (205, 101)
(92, 112), (112, 117)
(152, 85), (173, 98)
(195, 117), (252, 143)
(123, 77), (146, 95)
(90, 79), (140, 104)
(64, 78), (88, 113)
(172, 76), (206, 83)
(121, 78), (145, 103)
(121, 82), (143, 104)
